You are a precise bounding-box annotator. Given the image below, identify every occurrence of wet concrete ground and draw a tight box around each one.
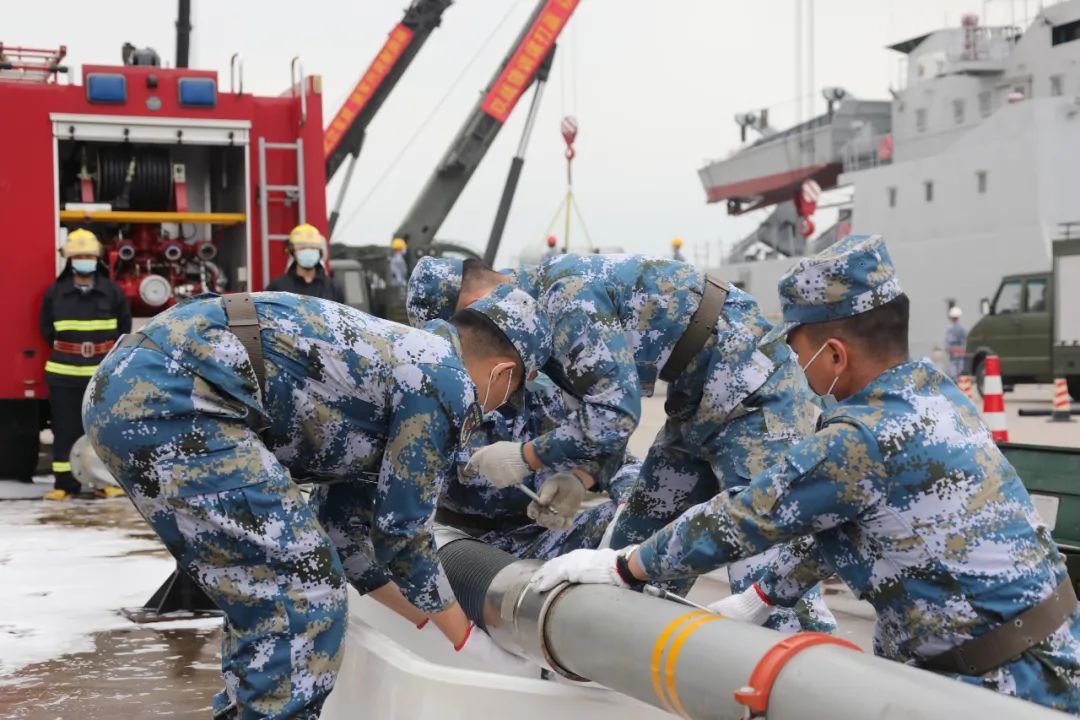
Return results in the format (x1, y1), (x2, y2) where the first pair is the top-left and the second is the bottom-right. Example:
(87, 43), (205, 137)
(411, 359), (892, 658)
(0, 500), (224, 719)
(1, 621), (220, 719)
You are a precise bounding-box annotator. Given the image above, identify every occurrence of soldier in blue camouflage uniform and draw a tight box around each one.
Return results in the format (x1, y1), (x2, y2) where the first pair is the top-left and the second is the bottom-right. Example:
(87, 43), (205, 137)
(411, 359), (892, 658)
(409, 264), (639, 558)
(533, 235), (1080, 713)
(409, 255), (836, 634)
(441, 370), (642, 559)
(407, 256), (465, 327)
(83, 287), (549, 719)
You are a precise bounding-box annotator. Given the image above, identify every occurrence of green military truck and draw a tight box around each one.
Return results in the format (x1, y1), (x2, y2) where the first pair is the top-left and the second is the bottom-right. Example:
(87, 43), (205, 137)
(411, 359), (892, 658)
(966, 238), (1080, 400)
(1006, 443), (1080, 593)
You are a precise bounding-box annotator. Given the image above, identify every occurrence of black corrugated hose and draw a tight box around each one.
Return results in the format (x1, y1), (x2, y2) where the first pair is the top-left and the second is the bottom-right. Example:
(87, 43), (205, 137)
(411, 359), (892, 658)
(438, 538), (517, 631)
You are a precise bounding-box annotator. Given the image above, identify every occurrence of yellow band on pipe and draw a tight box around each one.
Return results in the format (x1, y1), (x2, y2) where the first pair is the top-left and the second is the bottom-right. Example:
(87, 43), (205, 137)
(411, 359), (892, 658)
(649, 610), (708, 713)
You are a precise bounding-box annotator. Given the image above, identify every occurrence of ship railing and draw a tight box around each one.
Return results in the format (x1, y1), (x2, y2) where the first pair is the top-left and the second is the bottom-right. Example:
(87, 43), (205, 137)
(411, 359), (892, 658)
(842, 134), (890, 173)
(944, 25), (1019, 70)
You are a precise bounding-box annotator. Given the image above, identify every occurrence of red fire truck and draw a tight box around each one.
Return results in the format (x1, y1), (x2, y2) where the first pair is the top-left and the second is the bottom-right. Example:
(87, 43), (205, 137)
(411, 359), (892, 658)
(0, 0), (578, 481)
(0, 43), (325, 478)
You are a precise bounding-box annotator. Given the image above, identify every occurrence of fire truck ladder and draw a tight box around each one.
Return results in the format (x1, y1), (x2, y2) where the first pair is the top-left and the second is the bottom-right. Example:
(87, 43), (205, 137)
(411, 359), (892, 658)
(256, 58), (309, 287)
(257, 137), (306, 287)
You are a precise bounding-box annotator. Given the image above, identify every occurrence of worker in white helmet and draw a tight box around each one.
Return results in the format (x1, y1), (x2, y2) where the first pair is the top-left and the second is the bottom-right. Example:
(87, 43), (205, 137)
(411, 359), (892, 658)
(39, 228), (131, 499)
(945, 305), (967, 381)
(267, 223), (344, 302)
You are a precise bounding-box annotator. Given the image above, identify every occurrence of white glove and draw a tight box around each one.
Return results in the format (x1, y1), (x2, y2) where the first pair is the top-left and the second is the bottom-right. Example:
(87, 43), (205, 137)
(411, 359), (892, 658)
(527, 473), (586, 531)
(466, 441), (532, 488)
(455, 623), (536, 674)
(530, 547), (635, 592)
(707, 583), (773, 625)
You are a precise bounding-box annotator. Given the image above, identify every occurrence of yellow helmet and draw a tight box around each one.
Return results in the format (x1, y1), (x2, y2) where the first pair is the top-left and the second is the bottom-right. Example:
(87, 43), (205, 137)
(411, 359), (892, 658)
(287, 223), (326, 253)
(391, 238), (407, 252)
(61, 229), (102, 258)
(671, 237), (683, 249)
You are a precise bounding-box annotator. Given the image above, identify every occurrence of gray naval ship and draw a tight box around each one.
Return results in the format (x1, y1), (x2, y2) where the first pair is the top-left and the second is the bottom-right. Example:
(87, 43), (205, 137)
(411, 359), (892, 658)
(700, 1), (1080, 359)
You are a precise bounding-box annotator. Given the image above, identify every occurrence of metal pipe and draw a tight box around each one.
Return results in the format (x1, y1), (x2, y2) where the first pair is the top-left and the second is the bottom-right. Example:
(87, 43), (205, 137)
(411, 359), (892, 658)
(230, 52), (244, 96)
(175, 0), (192, 69)
(328, 151), (360, 238)
(440, 539), (1065, 720)
(257, 136), (270, 287)
(643, 584), (711, 612)
(484, 47), (552, 266)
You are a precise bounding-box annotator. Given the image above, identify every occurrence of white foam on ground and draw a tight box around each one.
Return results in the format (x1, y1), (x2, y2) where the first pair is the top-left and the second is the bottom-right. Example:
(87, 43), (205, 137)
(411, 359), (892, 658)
(0, 477), (54, 501)
(0, 502), (182, 676)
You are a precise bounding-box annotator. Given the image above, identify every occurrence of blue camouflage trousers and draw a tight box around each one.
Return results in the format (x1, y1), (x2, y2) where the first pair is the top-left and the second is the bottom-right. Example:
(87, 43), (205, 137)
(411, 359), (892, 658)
(309, 482), (394, 595)
(610, 400), (836, 634)
(83, 345), (347, 720)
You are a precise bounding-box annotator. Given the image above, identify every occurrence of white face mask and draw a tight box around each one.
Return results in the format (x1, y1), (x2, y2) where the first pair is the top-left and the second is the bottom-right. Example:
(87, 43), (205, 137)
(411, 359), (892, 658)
(801, 340), (839, 403)
(480, 364), (514, 411)
(295, 248), (321, 269)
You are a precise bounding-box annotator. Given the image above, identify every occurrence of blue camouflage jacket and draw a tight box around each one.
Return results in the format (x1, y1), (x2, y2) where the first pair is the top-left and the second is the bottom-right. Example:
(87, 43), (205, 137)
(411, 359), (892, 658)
(513, 254), (705, 469)
(637, 359), (1067, 664)
(138, 292), (476, 612)
(443, 373), (630, 518)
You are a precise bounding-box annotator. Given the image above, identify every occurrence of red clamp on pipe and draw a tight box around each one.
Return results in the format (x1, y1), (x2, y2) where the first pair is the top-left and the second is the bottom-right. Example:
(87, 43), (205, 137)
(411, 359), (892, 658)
(734, 632), (862, 718)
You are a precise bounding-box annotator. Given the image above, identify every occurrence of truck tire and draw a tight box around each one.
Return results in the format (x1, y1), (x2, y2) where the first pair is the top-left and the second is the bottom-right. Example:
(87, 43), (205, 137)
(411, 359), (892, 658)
(0, 400), (41, 481)
(1069, 377), (1080, 403)
(974, 358), (986, 398)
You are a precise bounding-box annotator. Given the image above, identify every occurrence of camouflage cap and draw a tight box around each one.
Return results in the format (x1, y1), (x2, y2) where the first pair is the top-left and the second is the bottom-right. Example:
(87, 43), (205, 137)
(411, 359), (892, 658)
(406, 257), (463, 328)
(763, 234), (904, 343)
(465, 283), (552, 376)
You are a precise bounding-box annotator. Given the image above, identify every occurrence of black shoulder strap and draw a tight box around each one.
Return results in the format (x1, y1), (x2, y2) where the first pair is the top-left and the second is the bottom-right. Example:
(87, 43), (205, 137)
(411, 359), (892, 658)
(222, 293), (267, 398)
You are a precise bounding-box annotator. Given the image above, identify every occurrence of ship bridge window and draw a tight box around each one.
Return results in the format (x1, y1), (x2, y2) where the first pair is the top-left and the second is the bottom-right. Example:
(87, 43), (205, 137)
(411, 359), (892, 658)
(953, 99), (965, 125)
(915, 108), (927, 132)
(979, 91), (993, 117)
(977, 171), (988, 194)
(1052, 19), (1080, 46)
(888, 187), (897, 208)
(924, 180), (934, 202)
(1050, 74), (1064, 97)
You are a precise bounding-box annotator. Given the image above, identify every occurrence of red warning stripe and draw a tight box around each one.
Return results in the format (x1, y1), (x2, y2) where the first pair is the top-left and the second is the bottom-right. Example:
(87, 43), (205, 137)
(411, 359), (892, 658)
(480, 0), (580, 122)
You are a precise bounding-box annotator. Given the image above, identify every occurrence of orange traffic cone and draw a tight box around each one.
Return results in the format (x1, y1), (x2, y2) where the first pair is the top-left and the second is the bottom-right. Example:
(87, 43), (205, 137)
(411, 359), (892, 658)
(957, 375), (976, 404)
(1051, 378), (1075, 423)
(982, 355), (1009, 442)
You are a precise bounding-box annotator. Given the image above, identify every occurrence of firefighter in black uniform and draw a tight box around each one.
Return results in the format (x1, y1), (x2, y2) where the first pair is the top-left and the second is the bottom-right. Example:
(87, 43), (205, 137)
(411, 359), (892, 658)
(39, 229), (131, 500)
(266, 223), (344, 301)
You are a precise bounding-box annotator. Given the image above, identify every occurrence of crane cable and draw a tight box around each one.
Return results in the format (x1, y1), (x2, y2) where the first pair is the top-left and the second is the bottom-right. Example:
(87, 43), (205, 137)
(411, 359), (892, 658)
(335, 0), (528, 237)
(547, 21), (593, 253)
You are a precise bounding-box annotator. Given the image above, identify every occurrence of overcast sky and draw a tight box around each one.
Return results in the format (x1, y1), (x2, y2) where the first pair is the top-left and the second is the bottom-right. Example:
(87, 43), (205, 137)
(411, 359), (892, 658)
(13, 0), (1046, 265)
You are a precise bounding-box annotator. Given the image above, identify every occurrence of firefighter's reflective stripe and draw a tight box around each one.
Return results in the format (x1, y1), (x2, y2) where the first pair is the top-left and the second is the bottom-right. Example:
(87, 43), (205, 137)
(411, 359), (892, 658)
(45, 361), (99, 377)
(52, 461), (72, 473)
(53, 318), (118, 332)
